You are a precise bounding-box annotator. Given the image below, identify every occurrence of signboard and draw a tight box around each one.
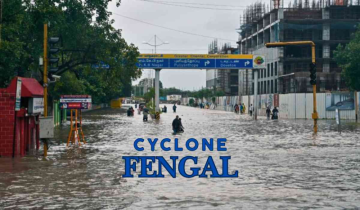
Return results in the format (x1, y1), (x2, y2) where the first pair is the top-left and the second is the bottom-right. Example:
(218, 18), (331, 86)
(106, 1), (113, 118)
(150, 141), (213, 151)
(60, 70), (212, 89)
(253, 55), (266, 69)
(137, 54), (254, 69)
(15, 78), (22, 111)
(60, 95), (92, 110)
(166, 95), (182, 101)
(326, 92), (355, 111)
(28, 98), (44, 114)
(60, 102), (91, 109)
(60, 98), (92, 103)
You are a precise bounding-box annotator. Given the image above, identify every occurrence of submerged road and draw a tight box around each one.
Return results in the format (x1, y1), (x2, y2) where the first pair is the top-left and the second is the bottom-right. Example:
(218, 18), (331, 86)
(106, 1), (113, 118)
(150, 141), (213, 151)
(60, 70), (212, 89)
(1, 105), (360, 209)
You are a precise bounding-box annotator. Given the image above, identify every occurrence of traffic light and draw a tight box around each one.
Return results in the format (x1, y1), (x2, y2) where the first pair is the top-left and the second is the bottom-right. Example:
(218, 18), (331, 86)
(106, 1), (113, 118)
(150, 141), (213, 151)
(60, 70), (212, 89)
(48, 37), (60, 82)
(309, 63), (316, 85)
(48, 37), (60, 73)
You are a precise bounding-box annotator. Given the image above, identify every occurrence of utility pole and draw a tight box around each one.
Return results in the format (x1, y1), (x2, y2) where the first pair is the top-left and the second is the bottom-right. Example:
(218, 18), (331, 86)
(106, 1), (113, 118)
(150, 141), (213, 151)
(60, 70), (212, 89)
(43, 23), (48, 157)
(43, 23), (48, 117)
(266, 41), (318, 133)
(142, 35), (169, 114)
(253, 70), (258, 120)
(0, 0), (3, 47)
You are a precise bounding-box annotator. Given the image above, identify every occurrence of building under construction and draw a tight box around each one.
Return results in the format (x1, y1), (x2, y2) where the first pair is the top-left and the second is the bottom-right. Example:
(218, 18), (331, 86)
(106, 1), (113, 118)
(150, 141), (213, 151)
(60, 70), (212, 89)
(206, 40), (239, 95)
(238, 0), (360, 95)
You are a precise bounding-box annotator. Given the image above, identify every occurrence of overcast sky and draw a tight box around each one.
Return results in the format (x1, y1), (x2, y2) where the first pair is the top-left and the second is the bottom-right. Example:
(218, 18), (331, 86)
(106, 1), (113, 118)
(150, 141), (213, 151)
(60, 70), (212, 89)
(108, 0), (288, 90)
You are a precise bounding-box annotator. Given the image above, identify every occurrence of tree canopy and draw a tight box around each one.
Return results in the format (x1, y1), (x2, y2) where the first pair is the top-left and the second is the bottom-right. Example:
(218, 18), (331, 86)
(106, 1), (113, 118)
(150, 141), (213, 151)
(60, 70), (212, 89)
(0, 0), (141, 103)
(334, 25), (360, 90)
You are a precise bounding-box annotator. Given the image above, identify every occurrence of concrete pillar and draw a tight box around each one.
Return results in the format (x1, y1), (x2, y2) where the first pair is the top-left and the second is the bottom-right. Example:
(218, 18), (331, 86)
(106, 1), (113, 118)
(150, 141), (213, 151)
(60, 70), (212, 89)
(155, 69), (161, 112)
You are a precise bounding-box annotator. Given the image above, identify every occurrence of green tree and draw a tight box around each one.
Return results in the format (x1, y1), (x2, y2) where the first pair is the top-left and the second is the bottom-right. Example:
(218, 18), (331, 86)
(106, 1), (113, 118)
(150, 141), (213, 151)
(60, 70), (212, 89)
(143, 88), (164, 103)
(0, 0), (140, 103)
(189, 98), (194, 106)
(334, 26), (360, 90)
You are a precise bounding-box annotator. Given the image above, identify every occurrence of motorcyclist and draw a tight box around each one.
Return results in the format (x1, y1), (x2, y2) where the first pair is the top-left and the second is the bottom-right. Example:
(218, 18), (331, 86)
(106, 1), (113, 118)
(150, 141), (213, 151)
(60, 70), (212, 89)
(272, 107), (279, 120)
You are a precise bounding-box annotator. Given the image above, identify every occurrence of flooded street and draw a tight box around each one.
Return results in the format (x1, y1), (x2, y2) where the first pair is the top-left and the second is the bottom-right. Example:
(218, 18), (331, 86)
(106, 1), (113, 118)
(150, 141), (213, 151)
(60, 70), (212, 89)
(1, 105), (360, 209)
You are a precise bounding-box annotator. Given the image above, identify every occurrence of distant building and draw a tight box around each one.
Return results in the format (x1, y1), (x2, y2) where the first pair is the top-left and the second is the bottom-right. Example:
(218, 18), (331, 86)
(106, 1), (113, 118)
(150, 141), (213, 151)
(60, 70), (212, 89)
(206, 40), (239, 96)
(238, 1), (360, 95)
(132, 78), (163, 97)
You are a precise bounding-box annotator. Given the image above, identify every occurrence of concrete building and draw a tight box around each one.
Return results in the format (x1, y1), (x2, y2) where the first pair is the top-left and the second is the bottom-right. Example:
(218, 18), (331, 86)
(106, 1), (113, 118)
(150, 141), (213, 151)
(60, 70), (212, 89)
(206, 40), (239, 96)
(132, 78), (163, 97)
(238, 1), (360, 95)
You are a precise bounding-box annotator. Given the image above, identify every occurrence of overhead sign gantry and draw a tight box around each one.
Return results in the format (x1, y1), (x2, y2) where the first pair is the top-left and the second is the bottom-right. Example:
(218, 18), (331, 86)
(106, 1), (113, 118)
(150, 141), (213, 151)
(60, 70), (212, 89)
(136, 54), (265, 117)
(137, 54), (265, 69)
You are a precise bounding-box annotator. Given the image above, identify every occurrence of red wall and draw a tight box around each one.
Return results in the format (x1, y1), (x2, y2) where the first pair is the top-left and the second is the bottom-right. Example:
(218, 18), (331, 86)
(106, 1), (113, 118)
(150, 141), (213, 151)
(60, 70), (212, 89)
(0, 89), (16, 157)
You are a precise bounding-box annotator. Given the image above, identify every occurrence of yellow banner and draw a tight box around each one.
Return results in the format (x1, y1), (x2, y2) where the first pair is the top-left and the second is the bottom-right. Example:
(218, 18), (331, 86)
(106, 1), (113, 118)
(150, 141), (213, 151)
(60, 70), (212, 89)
(139, 54), (253, 59)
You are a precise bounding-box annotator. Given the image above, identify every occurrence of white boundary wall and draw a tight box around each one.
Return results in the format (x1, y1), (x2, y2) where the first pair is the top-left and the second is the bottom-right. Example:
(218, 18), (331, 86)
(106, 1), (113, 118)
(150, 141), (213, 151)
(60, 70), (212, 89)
(181, 92), (359, 120)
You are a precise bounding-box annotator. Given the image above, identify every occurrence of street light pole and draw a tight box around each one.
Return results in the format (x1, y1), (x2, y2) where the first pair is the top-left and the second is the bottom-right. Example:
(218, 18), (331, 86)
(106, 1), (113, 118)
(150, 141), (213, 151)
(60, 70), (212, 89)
(142, 35), (169, 114)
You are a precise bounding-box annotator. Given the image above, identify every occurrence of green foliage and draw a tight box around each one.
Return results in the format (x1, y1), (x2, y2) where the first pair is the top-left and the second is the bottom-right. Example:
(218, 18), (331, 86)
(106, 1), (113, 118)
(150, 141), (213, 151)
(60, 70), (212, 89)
(143, 87), (163, 102)
(0, 0), (140, 103)
(145, 100), (162, 115)
(212, 97), (216, 103)
(162, 87), (185, 96)
(334, 25), (360, 90)
(189, 98), (194, 106)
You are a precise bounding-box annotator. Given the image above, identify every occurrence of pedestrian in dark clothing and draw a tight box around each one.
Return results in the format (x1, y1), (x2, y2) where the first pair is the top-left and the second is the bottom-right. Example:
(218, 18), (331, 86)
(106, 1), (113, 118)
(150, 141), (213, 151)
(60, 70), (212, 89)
(249, 104), (253, 116)
(266, 107), (271, 120)
(178, 118), (184, 132)
(143, 107), (149, 121)
(272, 107), (279, 120)
(173, 104), (177, 113)
(172, 115), (180, 133)
(127, 107), (134, 116)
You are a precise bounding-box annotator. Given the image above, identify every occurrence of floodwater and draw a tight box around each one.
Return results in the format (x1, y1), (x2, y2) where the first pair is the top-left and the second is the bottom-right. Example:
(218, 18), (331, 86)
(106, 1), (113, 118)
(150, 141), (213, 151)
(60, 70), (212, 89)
(1, 105), (360, 209)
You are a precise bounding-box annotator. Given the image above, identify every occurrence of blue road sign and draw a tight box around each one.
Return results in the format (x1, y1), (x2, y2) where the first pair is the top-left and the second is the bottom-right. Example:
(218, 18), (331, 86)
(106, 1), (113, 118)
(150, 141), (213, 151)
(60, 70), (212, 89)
(137, 54), (255, 69)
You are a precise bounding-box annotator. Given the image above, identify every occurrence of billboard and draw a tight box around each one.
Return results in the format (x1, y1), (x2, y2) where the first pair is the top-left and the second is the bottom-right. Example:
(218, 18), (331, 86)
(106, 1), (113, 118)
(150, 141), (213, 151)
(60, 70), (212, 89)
(167, 95), (182, 101)
(325, 92), (355, 111)
(60, 95), (92, 110)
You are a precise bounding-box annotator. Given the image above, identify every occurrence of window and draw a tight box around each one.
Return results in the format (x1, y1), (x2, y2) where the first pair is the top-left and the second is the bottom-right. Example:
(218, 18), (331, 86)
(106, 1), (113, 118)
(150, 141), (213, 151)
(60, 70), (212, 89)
(252, 70), (254, 79)
(275, 62), (278, 75)
(267, 80), (270, 94)
(271, 63), (273, 77)
(275, 79), (278, 93)
(267, 67), (270, 78)
(264, 68), (267, 78)
(261, 69), (263, 78)
(271, 80), (274, 93)
(271, 65), (274, 76)
(252, 83), (254, 95)
(258, 82), (260, 94)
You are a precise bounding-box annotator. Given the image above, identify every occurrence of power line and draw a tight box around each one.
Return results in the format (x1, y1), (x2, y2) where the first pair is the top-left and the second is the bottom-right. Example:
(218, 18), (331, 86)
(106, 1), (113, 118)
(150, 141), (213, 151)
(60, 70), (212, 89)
(134, 0), (245, 11)
(112, 13), (238, 42)
(134, 0), (247, 8)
